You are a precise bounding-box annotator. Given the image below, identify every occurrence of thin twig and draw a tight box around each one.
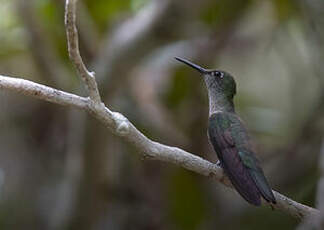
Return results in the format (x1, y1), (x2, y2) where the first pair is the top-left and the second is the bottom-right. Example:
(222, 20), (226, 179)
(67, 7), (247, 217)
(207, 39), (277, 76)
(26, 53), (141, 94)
(65, 0), (101, 102)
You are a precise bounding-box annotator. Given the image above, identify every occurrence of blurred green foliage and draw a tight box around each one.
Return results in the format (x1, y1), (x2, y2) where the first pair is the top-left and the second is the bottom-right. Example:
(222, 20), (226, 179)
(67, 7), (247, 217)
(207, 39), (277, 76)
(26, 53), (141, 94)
(165, 69), (195, 109)
(272, 0), (300, 21)
(167, 170), (207, 230)
(0, 0), (322, 229)
(202, 0), (251, 27)
(84, 0), (131, 31)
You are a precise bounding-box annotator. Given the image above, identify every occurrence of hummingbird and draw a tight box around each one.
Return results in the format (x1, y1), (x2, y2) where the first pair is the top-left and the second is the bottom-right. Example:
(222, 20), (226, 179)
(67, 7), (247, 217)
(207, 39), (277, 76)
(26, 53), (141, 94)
(175, 57), (276, 206)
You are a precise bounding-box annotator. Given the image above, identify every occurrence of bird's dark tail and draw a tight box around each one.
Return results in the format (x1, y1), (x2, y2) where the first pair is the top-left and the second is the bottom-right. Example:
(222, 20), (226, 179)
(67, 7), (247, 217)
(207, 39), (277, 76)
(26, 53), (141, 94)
(222, 152), (276, 205)
(248, 168), (276, 204)
(221, 149), (262, 206)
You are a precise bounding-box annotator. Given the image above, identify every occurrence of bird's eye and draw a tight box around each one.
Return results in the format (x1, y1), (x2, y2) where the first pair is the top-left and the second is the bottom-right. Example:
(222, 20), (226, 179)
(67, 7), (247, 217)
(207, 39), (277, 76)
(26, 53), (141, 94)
(213, 71), (223, 78)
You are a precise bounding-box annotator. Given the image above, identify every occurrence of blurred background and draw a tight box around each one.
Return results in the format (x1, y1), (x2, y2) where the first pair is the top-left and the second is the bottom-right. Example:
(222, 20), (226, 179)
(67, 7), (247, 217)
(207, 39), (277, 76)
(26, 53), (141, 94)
(0, 0), (323, 229)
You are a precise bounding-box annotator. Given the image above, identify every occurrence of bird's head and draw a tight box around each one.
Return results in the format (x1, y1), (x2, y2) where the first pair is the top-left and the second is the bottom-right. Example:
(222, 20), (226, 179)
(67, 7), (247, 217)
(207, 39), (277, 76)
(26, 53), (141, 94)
(175, 57), (236, 100)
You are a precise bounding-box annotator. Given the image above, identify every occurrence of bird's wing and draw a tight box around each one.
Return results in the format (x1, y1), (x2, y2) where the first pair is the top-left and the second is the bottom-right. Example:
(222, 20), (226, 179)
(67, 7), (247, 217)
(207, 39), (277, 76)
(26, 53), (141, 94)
(208, 112), (275, 205)
(237, 148), (276, 204)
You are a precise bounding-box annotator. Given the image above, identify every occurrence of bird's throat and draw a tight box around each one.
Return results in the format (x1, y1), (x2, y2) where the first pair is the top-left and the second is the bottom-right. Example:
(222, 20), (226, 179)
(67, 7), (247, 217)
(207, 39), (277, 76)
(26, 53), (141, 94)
(208, 90), (235, 115)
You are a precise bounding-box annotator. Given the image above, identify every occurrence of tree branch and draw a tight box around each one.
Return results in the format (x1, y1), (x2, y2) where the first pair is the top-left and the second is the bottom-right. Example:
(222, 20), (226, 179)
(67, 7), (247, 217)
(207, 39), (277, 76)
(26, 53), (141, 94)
(65, 0), (101, 102)
(318, 141), (324, 228)
(0, 75), (89, 109)
(0, 74), (320, 220)
(296, 139), (324, 229)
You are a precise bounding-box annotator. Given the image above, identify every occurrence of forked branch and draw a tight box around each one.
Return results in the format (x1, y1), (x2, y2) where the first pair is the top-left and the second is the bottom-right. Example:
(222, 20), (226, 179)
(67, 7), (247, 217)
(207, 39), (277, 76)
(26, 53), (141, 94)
(65, 0), (101, 102)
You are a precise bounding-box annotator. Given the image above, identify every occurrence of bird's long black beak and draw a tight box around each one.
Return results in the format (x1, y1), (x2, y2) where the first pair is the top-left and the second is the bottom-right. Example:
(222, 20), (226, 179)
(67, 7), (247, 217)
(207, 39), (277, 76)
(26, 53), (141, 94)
(175, 57), (207, 74)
